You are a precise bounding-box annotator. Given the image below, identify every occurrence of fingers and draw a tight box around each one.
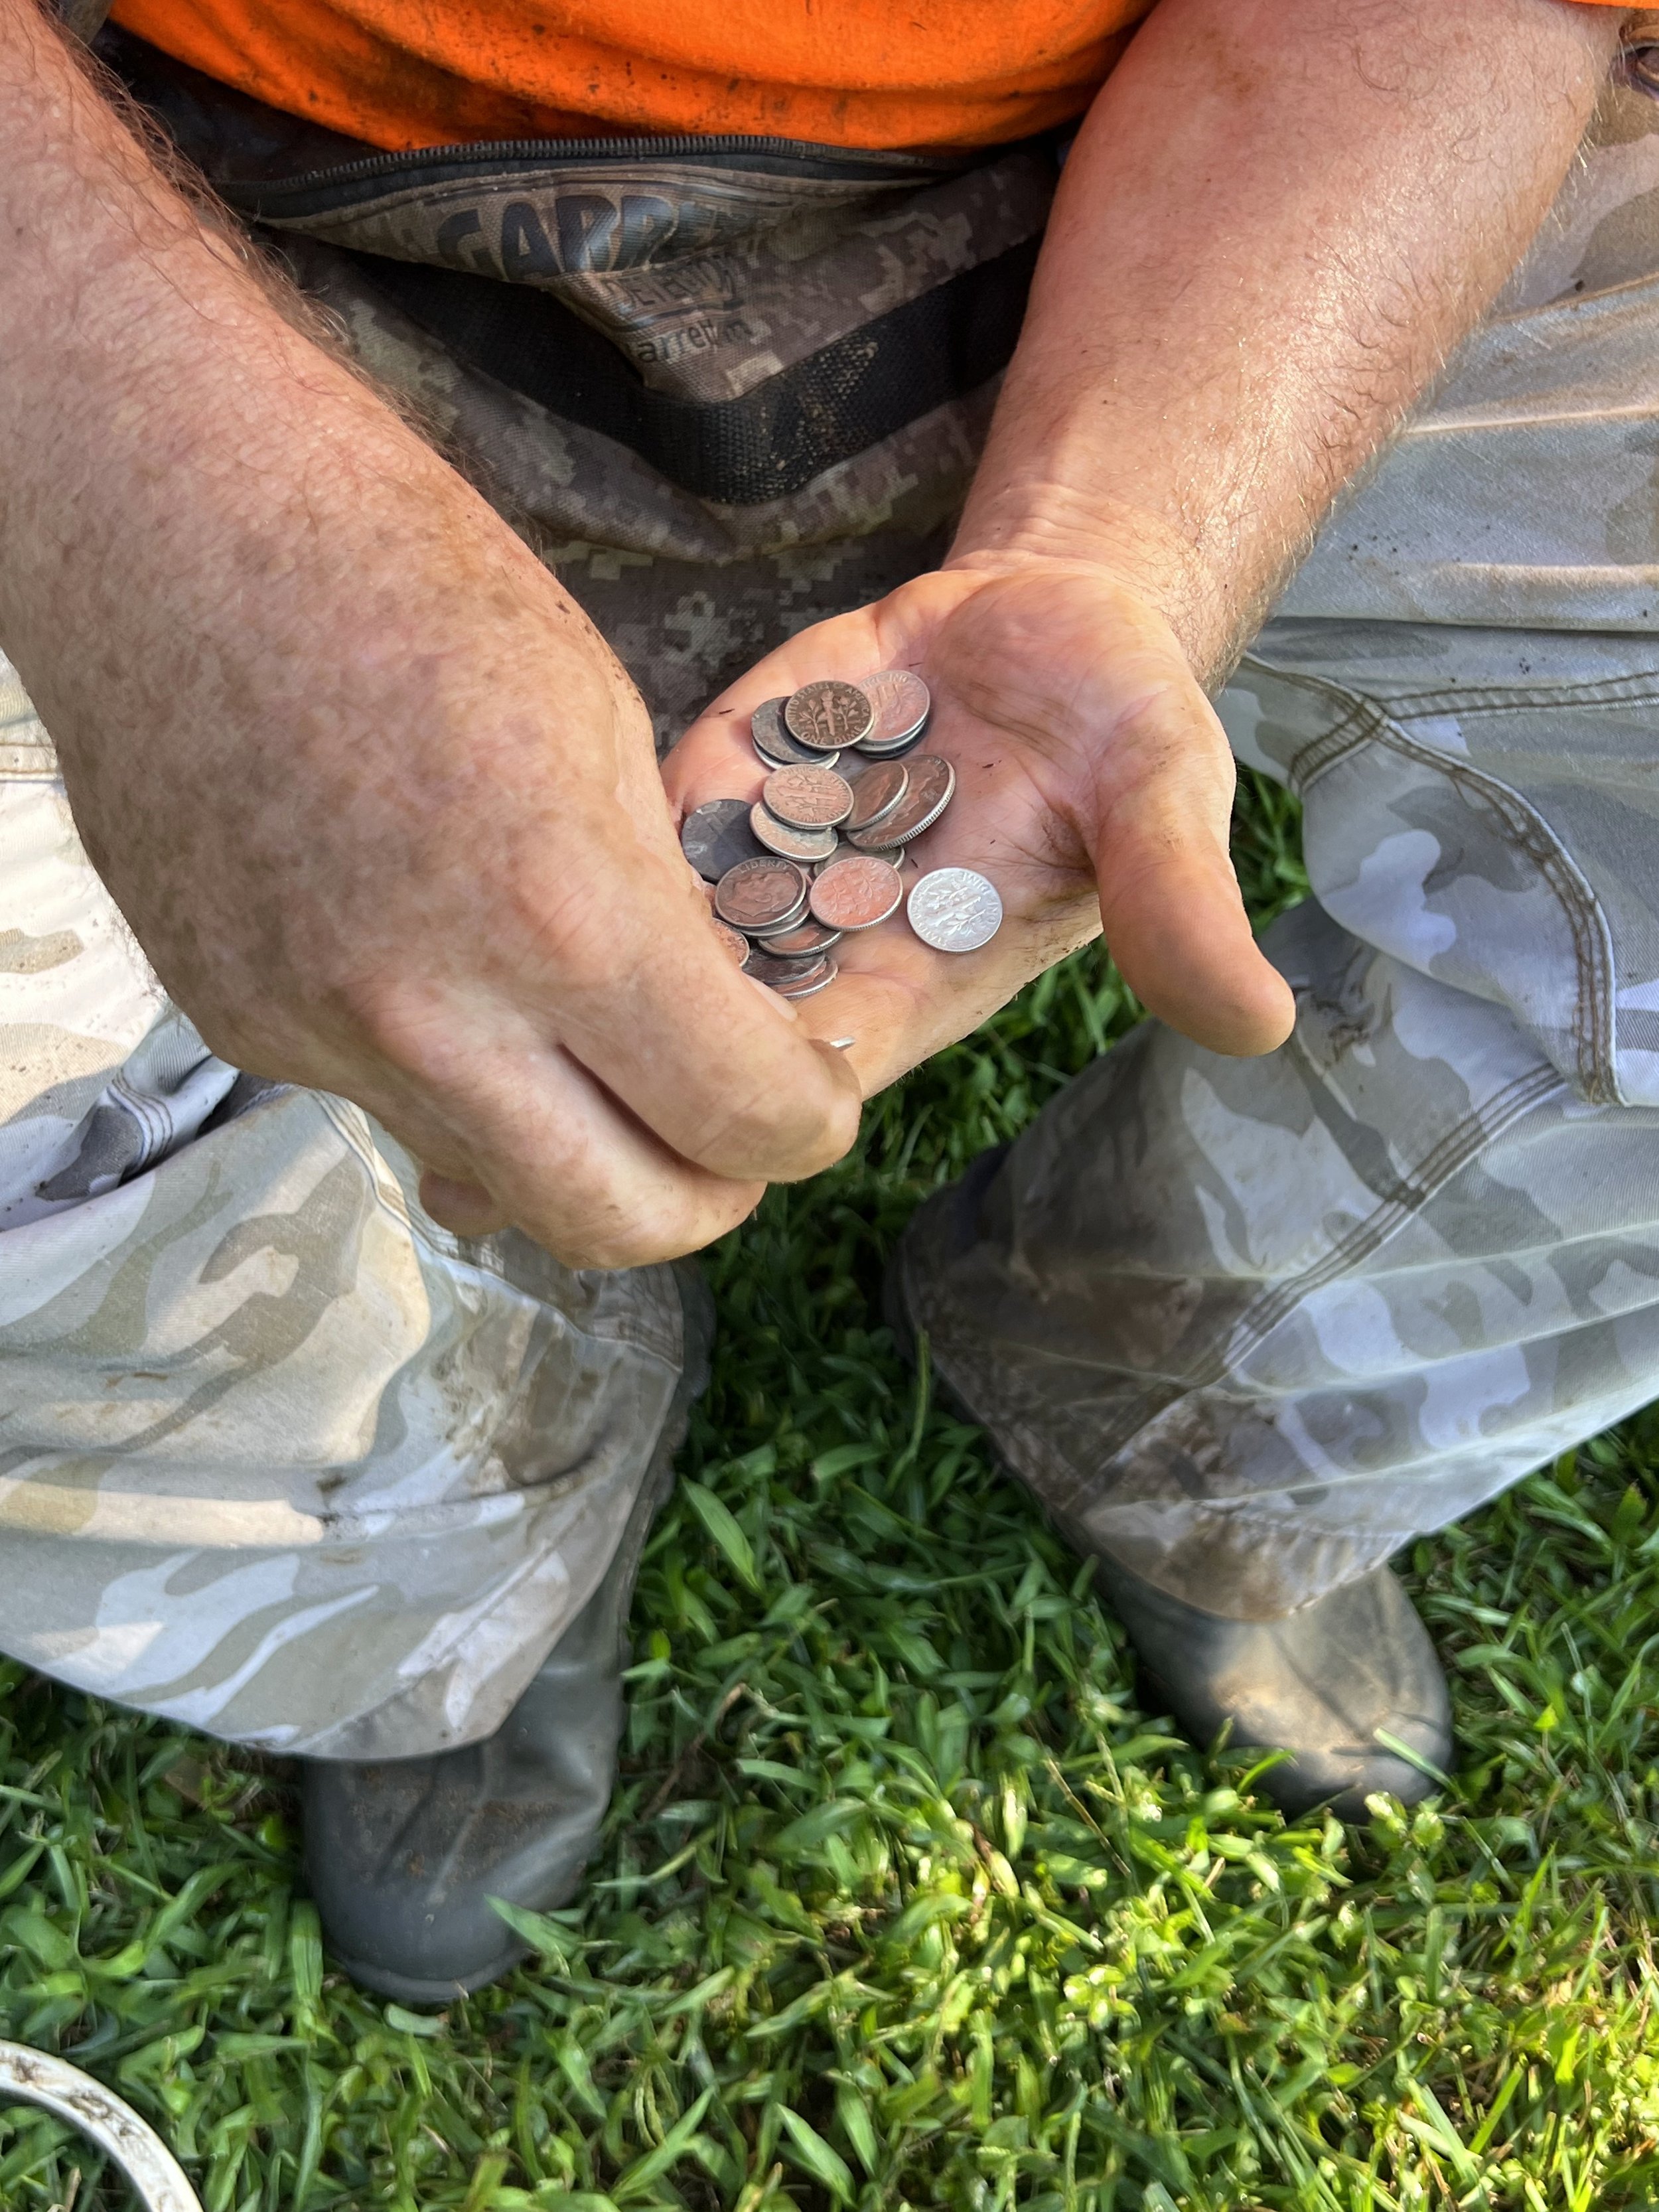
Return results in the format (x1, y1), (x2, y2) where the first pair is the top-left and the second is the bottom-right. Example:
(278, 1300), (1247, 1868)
(368, 1011), (767, 1268)
(536, 827), (867, 1186)
(1090, 676), (1295, 1057)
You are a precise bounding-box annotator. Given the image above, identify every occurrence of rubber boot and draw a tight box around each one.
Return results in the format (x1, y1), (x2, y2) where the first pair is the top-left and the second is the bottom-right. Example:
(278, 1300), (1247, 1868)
(302, 1265), (713, 2004)
(887, 1151), (1453, 1820)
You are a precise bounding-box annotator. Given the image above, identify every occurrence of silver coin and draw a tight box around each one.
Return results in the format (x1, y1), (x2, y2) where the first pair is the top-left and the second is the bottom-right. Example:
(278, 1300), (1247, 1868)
(750, 804), (839, 863)
(906, 867), (1003, 953)
(752, 696), (831, 769)
(681, 798), (763, 883)
(773, 959), (837, 999)
(849, 754), (955, 849)
(856, 669), (931, 752)
(784, 679), (875, 752)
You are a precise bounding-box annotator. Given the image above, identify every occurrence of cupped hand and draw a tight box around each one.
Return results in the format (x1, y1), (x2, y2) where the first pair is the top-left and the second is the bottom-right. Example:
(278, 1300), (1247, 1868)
(56, 506), (863, 1268)
(661, 559), (1295, 1097)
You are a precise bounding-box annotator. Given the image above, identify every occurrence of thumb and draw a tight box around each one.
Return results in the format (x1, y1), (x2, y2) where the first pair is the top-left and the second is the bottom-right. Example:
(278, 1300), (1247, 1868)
(1092, 672), (1295, 1057)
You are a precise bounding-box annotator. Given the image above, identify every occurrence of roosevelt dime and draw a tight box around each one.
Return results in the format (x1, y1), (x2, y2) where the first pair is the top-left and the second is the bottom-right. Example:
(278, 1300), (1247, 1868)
(682, 797), (764, 882)
(856, 668), (931, 753)
(710, 917), (752, 967)
(906, 867), (1003, 952)
(849, 753), (954, 849)
(784, 678), (875, 752)
(760, 918), (842, 956)
(752, 696), (829, 768)
(715, 855), (809, 931)
(750, 804), (839, 863)
(810, 854), (904, 932)
(843, 758), (909, 836)
(774, 959), (837, 999)
(762, 765), (854, 828)
(745, 948), (831, 990)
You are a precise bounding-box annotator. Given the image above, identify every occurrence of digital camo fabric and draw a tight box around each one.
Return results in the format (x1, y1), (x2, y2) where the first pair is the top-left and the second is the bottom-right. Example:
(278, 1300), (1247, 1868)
(899, 71), (1659, 1619)
(104, 23), (1053, 745)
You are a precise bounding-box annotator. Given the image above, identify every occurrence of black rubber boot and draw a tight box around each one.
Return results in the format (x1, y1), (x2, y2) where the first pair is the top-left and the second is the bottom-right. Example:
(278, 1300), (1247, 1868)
(302, 1265), (713, 2004)
(886, 1157), (1452, 1821)
(1088, 1552), (1451, 1819)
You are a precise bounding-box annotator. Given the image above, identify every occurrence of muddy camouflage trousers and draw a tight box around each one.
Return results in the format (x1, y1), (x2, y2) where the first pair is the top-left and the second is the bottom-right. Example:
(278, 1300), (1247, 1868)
(5, 52), (1659, 1752)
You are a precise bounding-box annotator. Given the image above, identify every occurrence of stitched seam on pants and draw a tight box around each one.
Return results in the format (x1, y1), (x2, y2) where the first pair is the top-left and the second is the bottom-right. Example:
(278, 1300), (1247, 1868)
(1202, 1061), (1566, 1390)
(1239, 657), (1621, 1106)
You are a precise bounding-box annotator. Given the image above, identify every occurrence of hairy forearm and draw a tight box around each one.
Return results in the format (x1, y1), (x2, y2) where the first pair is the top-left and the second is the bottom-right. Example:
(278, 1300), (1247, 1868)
(0, 1), (599, 859)
(953, 0), (1620, 680)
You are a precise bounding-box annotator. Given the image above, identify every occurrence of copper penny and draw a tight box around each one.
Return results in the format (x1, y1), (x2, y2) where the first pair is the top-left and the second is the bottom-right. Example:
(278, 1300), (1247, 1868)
(682, 797), (763, 883)
(809, 854), (904, 932)
(784, 678), (874, 752)
(762, 764), (853, 829)
(849, 753), (954, 848)
(761, 918), (842, 956)
(745, 947), (831, 989)
(709, 917), (751, 967)
(773, 959), (837, 999)
(752, 696), (829, 768)
(750, 804), (839, 863)
(844, 758), (909, 836)
(715, 855), (809, 930)
(856, 668), (931, 752)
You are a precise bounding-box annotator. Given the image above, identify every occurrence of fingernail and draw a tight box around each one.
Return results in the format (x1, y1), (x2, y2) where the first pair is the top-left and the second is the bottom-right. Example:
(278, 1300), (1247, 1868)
(828, 1037), (855, 1049)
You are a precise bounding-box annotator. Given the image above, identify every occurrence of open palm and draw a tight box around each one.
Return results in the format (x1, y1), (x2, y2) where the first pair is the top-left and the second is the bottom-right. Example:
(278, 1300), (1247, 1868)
(662, 561), (1293, 1100)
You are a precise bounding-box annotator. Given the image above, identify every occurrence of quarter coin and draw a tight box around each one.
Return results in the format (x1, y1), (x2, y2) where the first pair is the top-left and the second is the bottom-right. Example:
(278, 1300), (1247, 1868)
(810, 854), (904, 932)
(784, 678), (875, 752)
(906, 867), (1003, 953)
(760, 919), (842, 956)
(843, 758), (909, 836)
(715, 855), (809, 931)
(762, 764), (854, 829)
(752, 695), (830, 768)
(774, 960), (837, 999)
(682, 797), (763, 883)
(710, 917), (751, 966)
(849, 753), (954, 848)
(856, 669), (931, 753)
(745, 948), (831, 989)
(750, 804), (839, 863)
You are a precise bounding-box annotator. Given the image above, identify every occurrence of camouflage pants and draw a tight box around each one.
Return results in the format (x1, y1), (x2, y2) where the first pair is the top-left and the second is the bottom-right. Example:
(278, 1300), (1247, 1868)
(903, 87), (1659, 1618)
(6, 84), (1659, 1755)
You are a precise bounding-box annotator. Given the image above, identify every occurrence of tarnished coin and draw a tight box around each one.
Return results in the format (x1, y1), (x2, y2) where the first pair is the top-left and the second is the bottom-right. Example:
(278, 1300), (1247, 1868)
(752, 696), (830, 769)
(844, 758), (909, 836)
(774, 959), (837, 999)
(856, 668), (931, 753)
(710, 917), (751, 967)
(745, 947), (831, 989)
(810, 854), (904, 932)
(907, 867), (1003, 953)
(784, 678), (875, 753)
(750, 804), (839, 863)
(715, 855), (809, 931)
(760, 918), (842, 956)
(850, 753), (954, 848)
(762, 764), (854, 829)
(682, 797), (764, 883)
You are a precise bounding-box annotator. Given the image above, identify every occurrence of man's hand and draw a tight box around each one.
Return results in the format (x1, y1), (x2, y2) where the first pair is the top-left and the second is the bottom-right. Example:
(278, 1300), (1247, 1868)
(0, 1), (860, 1267)
(676, 0), (1617, 1096)
(664, 558), (1293, 1094)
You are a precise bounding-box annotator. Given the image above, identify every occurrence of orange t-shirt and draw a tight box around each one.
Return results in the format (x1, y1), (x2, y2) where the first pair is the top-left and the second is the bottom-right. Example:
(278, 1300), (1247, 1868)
(108, 0), (1153, 153)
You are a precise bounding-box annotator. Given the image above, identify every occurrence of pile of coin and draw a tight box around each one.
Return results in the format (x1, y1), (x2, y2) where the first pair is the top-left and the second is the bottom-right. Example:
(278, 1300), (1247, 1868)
(681, 672), (1003, 997)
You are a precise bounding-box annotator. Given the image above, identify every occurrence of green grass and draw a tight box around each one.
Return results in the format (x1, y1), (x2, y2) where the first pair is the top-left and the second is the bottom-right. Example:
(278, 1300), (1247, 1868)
(7, 771), (1659, 2210)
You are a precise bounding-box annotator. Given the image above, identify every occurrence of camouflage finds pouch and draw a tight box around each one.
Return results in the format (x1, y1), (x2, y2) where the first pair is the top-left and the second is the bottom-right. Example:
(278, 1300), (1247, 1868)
(102, 27), (1057, 737)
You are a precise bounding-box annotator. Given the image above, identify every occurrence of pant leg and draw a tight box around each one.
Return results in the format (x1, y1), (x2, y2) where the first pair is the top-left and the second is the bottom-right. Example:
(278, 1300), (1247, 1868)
(899, 70), (1659, 1619)
(0, 657), (695, 1757)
